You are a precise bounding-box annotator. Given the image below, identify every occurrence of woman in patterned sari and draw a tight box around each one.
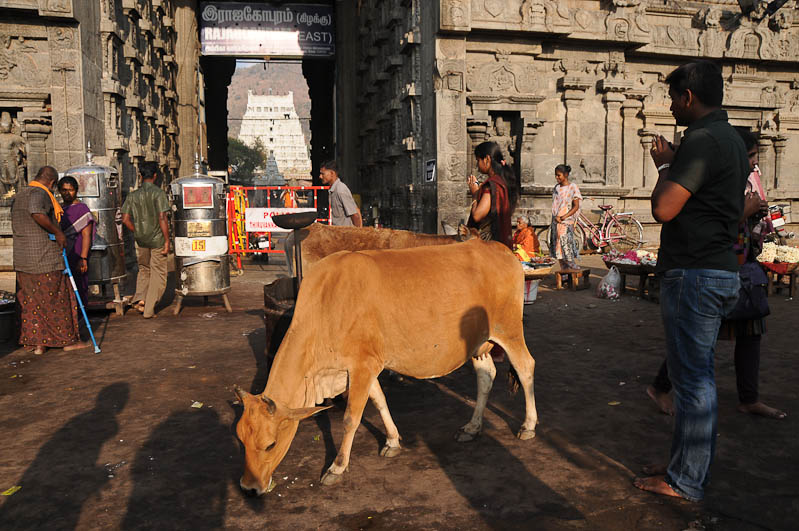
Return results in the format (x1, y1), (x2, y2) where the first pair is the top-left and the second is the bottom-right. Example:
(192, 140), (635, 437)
(549, 164), (582, 270)
(58, 176), (95, 306)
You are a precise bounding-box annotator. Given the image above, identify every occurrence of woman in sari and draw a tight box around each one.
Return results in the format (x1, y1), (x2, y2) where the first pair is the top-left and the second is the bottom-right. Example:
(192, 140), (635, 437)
(467, 141), (518, 248)
(58, 176), (95, 306)
(549, 164), (582, 270)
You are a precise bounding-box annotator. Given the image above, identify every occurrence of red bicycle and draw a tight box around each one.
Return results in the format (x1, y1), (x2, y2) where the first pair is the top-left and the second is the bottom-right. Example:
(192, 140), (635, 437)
(538, 203), (644, 254)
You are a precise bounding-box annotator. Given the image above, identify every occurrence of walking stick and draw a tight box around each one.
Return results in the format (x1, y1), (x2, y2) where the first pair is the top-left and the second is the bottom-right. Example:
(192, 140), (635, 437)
(49, 234), (101, 354)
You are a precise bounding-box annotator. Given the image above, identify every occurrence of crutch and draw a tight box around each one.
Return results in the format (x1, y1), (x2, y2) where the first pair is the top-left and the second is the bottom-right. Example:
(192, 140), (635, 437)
(49, 234), (101, 353)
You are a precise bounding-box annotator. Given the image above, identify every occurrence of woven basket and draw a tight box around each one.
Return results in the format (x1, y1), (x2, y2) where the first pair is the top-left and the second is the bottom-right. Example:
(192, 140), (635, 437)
(524, 266), (553, 278)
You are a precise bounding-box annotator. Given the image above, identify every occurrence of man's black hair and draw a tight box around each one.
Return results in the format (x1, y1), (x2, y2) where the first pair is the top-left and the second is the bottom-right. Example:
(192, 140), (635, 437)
(320, 159), (338, 173)
(139, 161), (159, 181)
(58, 175), (79, 190)
(736, 128), (758, 152)
(665, 61), (723, 107)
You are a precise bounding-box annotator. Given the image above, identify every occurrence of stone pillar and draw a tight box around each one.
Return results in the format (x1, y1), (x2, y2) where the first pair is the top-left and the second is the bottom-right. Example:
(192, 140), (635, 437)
(639, 130), (657, 191)
(757, 137), (773, 193)
(561, 76), (591, 169)
(773, 136), (787, 190)
(602, 92), (625, 187)
(519, 113), (543, 187)
(466, 117), (488, 177)
(621, 99), (642, 190)
(20, 115), (53, 181)
(174, 0), (200, 177)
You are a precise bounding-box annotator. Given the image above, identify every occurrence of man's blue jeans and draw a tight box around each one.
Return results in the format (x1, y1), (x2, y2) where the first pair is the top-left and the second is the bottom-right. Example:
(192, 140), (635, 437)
(659, 268), (740, 502)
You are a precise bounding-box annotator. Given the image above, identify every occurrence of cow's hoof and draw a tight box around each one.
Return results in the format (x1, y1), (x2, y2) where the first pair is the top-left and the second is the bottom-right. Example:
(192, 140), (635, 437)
(380, 444), (401, 458)
(516, 428), (536, 440)
(454, 428), (480, 443)
(320, 470), (343, 486)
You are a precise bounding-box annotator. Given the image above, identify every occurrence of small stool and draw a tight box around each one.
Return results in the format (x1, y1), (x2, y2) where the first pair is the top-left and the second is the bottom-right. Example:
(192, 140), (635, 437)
(555, 268), (591, 291)
(767, 270), (797, 299)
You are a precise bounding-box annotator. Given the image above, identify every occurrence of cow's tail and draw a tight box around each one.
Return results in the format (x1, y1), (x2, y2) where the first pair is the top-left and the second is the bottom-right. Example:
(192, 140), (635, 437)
(507, 365), (521, 395)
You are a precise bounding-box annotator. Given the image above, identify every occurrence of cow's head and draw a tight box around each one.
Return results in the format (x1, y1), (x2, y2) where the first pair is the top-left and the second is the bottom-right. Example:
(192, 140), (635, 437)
(233, 385), (329, 496)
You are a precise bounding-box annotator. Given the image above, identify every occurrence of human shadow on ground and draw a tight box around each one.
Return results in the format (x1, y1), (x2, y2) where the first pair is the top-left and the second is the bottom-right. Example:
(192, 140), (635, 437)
(0, 382), (129, 530)
(121, 407), (239, 529)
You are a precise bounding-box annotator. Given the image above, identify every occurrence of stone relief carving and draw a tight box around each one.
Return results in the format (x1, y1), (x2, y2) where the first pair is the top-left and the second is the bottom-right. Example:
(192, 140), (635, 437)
(47, 0), (70, 13)
(771, 10), (791, 31)
(574, 159), (604, 184)
(761, 85), (778, 108)
(467, 56), (538, 94)
(612, 0), (640, 6)
(0, 35), (45, 87)
(442, 0), (468, 28)
(644, 82), (670, 109)
(484, 0), (503, 18)
(0, 112), (27, 195)
(487, 116), (517, 166)
(520, 0), (570, 31)
(50, 26), (75, 48)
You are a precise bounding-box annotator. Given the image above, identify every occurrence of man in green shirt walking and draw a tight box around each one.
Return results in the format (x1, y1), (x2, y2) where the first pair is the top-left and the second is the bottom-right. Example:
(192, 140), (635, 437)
(121, 162), (170, 318)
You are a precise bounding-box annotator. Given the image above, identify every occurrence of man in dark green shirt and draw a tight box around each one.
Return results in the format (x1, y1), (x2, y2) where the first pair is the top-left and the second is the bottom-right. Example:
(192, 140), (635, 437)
(634, 61), (747, 503)
(121, 162), (170, 318)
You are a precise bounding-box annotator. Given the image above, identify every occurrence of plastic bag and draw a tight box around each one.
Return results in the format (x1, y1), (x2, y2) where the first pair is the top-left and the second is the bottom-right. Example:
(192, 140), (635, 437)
(596, 266), (622, 300)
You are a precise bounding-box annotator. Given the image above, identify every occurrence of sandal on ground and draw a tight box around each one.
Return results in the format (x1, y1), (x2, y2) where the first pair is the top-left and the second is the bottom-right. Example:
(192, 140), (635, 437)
(132, 301), (145, 313)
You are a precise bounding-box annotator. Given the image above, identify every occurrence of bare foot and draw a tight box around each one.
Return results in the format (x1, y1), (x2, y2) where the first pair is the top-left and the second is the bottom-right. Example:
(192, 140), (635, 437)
(646, 385), (674, 416)
(63, 341), (91, 352)
(738, 402), (787, 419)
(33, 346), (45, 355)
(641, 463), (667, 476)
(633, 475), (683, 499)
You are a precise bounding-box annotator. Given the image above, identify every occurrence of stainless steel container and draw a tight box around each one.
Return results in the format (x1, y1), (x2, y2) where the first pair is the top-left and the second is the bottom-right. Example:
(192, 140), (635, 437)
(169, 165), (230, 298)
(63, 150), (126, 298)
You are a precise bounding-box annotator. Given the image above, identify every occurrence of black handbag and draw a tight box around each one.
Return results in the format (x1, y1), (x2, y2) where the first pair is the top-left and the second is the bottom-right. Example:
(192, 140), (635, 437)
(726, 261), (770, 321)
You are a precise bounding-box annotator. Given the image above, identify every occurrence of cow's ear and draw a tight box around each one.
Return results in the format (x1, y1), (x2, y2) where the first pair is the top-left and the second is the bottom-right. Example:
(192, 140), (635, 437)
(457, 223), (472, 241)
(286, 404), (332, 421)
(260, 395), (277, 415)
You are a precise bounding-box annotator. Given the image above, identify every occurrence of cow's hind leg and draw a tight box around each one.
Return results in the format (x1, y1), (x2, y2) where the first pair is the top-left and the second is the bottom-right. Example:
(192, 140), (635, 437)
(369, 379), (402, 457)
(494, 333), (538, 440)
(321, 368), (378, 486)
(455, 348), (496, 442)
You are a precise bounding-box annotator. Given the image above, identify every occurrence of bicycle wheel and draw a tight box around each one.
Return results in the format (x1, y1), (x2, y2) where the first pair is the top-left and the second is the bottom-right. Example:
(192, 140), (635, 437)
(607, 215), (644, 252)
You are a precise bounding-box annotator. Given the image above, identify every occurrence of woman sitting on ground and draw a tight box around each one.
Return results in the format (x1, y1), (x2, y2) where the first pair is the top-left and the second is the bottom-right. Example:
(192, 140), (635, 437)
(513, 215), (540, 258)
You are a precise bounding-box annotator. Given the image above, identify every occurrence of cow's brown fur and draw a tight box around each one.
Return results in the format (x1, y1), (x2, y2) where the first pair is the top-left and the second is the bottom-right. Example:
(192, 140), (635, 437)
(237, 239), (538, 494)
(285, 222), (477, 276)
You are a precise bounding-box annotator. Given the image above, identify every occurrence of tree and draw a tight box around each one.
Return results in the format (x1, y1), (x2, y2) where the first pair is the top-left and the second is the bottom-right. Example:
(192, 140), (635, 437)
(228, 137), (266, 184)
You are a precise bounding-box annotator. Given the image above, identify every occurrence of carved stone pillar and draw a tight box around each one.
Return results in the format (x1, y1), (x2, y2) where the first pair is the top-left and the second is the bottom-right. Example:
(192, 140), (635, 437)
(602, 92), (625, 187)
(519, 113), (543, 186)
(639, 130), (657, 191)
(773, 136), (787, 190)
(466, 117), (488, 177)
(561, 76), (591, 168)
(20, 114), (53, 183)
(622, 99), (642, 190)
(757, 137), (773, 192)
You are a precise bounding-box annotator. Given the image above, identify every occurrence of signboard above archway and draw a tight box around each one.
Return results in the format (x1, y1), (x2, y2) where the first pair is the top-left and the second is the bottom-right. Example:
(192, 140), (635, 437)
(200, 2), (335, 58)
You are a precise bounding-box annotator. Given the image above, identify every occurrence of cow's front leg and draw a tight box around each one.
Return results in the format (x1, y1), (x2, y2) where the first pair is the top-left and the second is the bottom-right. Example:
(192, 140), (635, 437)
(321, 370), (375, 486)
(368, 379), (402, 457)
(455, 351), (496, 443)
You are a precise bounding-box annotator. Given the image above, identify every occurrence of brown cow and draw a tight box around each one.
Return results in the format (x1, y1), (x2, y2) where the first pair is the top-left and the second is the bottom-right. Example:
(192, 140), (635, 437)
(284, 222), (477, 276)
(235, 239), (538, 495)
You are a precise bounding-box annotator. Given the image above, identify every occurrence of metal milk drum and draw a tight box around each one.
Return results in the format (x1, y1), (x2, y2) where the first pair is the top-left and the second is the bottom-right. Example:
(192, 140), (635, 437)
(169, 164), (230, 298)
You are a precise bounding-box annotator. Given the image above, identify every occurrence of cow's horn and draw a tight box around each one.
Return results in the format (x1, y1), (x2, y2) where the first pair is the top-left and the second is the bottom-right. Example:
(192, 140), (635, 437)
(233, 384), (247, 402)
(260, 395), (277, 415)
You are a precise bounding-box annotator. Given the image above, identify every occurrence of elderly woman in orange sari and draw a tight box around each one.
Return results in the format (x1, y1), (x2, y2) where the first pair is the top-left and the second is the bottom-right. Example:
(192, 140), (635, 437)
(513, 215), (539, 259)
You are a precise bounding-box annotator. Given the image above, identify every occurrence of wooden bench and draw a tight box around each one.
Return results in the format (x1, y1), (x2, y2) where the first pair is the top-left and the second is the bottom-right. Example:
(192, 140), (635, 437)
(555, 268), (591, 291)
(766, 270), (797, 299)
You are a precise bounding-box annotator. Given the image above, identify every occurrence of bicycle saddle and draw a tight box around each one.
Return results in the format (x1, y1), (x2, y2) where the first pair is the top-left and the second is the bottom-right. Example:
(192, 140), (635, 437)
(598, 205), (613, 211)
